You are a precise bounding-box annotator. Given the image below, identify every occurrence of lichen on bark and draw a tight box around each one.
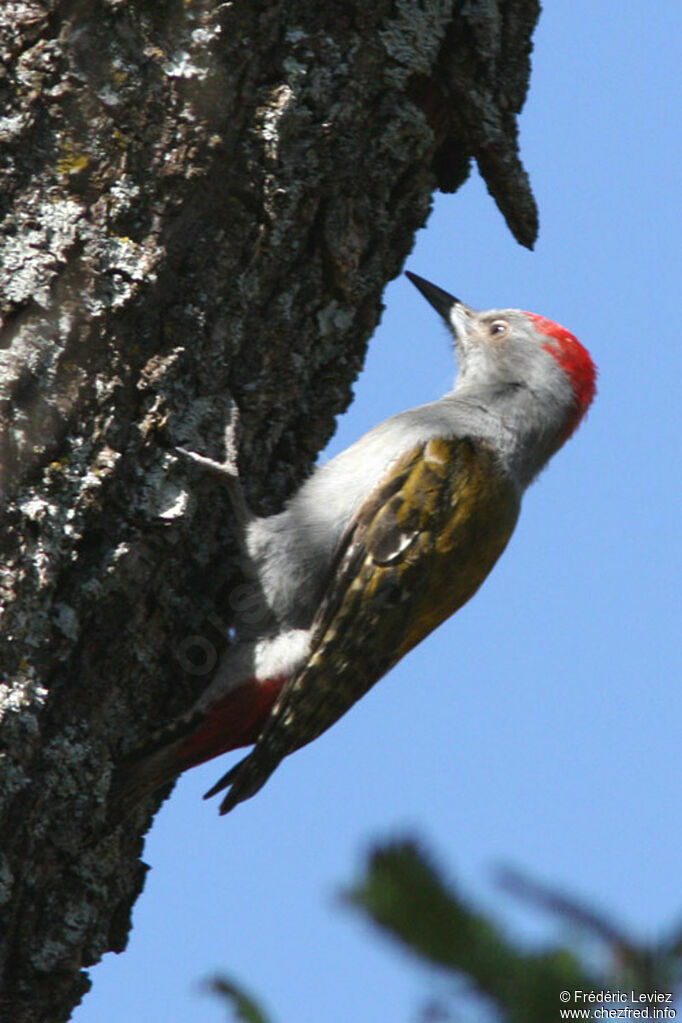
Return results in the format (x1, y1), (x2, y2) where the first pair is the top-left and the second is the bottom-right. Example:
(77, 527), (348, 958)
(0, 1), (539, 1019)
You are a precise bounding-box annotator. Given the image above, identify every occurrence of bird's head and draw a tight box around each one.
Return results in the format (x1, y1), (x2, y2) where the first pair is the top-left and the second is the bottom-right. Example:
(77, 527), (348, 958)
(406, 271), (597, 447)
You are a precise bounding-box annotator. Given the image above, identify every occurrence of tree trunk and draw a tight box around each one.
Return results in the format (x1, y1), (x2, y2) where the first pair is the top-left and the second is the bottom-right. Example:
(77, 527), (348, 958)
(0, 1), (539, 1019)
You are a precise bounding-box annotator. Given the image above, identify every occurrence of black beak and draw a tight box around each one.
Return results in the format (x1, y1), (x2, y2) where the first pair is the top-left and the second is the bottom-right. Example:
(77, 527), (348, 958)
(405, 271), (460, 323)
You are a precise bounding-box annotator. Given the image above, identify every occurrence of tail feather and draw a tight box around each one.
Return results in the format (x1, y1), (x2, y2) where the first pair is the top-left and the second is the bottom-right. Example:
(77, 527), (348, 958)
(203, 760), (241, 800)
(105, 675), (287, 829)
(106, 738), (186, 831)
(202, 753), (274, 816)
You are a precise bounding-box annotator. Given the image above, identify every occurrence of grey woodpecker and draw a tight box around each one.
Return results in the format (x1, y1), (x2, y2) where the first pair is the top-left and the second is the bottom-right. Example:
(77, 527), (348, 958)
(112, 272), (596, 818)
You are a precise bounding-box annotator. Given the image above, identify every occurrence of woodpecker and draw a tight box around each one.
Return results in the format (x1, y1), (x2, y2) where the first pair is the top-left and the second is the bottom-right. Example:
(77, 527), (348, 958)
(113, 272), (596, 819)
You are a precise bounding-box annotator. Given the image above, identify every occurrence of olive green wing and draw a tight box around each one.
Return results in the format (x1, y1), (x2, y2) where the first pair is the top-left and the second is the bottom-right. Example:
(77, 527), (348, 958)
(207, 436), (519, 813)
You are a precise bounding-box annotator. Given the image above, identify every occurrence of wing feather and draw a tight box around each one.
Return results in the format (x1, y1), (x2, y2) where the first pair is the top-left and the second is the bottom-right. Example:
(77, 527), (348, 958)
(213, 437), (519, 812)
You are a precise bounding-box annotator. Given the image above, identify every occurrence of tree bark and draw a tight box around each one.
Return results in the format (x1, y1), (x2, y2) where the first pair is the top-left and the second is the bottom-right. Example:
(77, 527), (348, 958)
(0, 1), (539, 1019)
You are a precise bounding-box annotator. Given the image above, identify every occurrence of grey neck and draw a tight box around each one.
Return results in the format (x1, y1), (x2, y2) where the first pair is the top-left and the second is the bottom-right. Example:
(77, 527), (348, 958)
(448, 383), (567, 490)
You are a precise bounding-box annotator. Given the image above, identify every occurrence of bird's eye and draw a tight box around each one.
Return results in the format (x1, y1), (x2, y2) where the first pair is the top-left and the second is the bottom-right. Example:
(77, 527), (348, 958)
(489, 320), (509, 337)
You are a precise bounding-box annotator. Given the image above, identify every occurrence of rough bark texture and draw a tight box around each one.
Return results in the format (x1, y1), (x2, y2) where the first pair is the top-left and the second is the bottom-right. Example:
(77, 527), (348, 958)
(0, 1), (539, 1020)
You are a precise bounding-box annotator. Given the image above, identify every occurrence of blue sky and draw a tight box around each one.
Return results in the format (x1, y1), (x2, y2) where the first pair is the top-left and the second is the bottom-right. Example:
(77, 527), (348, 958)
(75, 3), (681, 1021)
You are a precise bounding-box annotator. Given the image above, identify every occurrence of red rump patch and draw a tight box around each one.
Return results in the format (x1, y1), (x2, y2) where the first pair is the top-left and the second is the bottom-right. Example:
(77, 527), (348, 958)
(176, 676), (285, 770)
(524, 312), (597, 437)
